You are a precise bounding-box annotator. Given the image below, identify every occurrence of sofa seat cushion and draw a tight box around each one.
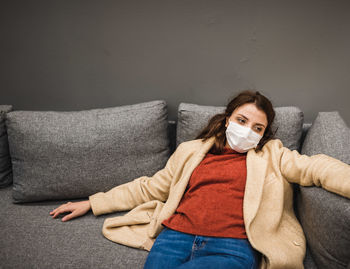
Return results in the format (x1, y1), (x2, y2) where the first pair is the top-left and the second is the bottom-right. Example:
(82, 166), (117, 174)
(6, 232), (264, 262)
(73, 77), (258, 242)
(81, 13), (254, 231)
(6, 100), (170, 203)
(176, 103), (304, 151)
(0, 186), (148, 268)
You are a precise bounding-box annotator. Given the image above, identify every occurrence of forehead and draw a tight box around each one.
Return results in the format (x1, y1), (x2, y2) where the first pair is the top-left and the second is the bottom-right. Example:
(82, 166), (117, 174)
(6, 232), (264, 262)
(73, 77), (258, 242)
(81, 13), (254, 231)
(230, 103), (268, 125)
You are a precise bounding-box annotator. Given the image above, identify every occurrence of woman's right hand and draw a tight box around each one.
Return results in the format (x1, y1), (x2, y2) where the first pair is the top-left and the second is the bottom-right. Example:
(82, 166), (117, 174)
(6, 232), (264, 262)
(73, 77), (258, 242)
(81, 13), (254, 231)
(49, 200), (91, 222)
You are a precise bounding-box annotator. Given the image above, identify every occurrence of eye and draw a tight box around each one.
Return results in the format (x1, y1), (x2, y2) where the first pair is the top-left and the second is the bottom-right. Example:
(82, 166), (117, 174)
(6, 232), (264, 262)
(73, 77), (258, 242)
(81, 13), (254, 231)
(237, 117), (245, 124)
(254, 126), (264, 133)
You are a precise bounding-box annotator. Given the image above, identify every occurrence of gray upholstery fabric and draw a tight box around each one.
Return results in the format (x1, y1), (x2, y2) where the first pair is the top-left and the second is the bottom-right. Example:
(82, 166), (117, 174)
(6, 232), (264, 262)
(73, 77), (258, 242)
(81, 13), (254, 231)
(296, 187), (350, 269)
(297, 111), (350, 269)
(300, 123), (312, 153)
(2, 103), (348, 268)
(176, 103), (224, 147)
(176, 103), (304, 151)
(301, 111), (350, 164)
(271, 106), (304, 151)
(303, 245), (318, 269)
(0, 105), (13, 188)
(0, 105), (13, 112)
(0, 186), (148, 268)
(6, 100), (170, 203)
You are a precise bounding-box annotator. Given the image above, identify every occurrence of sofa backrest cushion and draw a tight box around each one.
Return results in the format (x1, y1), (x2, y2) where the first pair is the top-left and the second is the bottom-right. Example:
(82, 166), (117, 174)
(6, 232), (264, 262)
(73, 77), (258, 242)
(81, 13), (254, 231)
(176, 103), (304, 151)
(6, 100), (170, 203)
(297, 111), (350, 269)
(0, 105), (13, 188)
(301, 111), (350, 163)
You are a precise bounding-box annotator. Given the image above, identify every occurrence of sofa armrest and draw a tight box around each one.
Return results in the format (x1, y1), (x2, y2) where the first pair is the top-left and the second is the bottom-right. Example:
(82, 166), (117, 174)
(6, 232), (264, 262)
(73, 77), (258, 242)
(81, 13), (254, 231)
(296, 185), (350, 269)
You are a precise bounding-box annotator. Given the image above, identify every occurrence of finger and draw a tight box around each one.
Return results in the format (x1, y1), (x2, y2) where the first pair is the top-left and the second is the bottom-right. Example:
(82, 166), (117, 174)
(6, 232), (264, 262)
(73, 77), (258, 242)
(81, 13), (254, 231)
(52, 206), (73, 218)
(62, 211), (77, 222)
(50, 205), (64, 215)
(50, 209), (59, 215)
(50, 208), (58, 215)
(50, 202), (72, 215)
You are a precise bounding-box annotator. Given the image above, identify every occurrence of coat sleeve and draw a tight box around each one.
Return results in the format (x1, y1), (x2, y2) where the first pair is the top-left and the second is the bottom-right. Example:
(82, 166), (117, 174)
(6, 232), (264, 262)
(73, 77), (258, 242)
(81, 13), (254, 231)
(278, 142), (350, 199)
(88, 146), (179, 216)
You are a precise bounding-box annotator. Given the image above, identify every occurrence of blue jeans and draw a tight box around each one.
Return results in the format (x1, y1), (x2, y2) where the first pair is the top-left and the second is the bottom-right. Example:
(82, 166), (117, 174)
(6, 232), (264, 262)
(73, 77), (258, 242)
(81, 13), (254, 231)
(143, 227), (261, 269)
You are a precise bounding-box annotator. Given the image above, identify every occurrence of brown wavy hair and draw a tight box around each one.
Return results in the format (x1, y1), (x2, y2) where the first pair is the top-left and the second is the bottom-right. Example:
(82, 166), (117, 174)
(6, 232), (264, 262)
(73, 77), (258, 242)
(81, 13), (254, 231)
(195, 90), (276, 154)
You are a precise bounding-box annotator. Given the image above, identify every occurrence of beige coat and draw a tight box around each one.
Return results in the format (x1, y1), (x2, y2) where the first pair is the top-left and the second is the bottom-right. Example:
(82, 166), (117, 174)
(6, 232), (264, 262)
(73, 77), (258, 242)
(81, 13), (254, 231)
(89, 137), (350, 269)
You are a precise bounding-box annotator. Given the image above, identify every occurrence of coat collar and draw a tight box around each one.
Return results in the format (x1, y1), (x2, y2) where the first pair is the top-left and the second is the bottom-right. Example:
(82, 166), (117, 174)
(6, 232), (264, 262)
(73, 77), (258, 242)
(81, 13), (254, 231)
(174, 137), (217, 194)
(244, 149), (268, 229)
(157, 137), (218, 224)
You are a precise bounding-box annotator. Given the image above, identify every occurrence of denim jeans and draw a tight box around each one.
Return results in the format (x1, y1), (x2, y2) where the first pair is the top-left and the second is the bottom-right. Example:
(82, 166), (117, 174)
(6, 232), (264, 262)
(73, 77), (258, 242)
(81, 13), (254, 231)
(143, 227), (261, 269)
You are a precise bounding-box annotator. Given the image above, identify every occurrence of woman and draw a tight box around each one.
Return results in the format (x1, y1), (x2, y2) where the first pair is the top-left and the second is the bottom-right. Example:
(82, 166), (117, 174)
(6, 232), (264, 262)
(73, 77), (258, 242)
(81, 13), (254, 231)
(50, 90), (350, 269)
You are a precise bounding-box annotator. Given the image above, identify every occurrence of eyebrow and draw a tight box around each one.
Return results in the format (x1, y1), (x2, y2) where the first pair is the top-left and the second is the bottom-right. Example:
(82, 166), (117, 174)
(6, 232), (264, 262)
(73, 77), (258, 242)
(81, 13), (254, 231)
(237, 114), (266, 128)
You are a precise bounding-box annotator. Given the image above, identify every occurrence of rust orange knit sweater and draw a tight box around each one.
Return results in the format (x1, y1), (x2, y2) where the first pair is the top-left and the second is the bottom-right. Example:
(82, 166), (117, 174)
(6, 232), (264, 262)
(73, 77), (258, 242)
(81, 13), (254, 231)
(162, 146), (248, 238)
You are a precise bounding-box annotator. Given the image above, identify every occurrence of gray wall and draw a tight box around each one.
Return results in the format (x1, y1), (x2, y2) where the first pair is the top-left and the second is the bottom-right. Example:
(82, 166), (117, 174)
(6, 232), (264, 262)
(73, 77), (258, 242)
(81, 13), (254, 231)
(1, 0), (350, 125)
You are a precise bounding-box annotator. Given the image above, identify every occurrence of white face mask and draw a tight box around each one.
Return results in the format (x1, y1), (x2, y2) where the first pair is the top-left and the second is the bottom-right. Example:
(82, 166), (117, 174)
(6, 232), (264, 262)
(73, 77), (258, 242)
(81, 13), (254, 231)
(225, 121), (263, 153)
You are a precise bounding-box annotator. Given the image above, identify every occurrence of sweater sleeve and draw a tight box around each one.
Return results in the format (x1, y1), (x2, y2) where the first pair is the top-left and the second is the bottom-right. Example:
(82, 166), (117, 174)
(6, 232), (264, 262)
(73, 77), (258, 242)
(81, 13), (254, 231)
(279, 144), (350, 199)
(88, 147), (178, 216)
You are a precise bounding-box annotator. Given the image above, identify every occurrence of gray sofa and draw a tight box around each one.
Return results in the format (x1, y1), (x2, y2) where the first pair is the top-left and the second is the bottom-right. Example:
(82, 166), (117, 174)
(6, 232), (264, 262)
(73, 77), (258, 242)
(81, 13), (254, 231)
(0, 100), (349, 269)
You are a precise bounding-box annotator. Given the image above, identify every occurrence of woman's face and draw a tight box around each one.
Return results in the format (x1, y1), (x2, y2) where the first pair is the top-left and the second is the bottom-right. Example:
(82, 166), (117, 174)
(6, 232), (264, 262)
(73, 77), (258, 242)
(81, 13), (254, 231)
(225, 103), (268, 138)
